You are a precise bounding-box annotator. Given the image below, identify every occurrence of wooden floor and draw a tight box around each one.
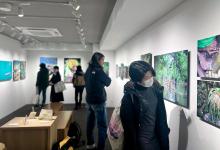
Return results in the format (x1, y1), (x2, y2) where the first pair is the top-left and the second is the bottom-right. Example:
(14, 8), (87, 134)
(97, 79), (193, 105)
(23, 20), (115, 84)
(0, 104), (114, 150)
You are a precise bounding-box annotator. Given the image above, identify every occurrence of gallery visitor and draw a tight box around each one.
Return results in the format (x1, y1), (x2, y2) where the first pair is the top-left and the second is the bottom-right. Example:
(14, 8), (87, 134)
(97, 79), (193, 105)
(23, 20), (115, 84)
(49, 66), (64, 102)
(85, 52), (111, 150)
(72, 65), (85, 110)
(35, 63), (49, 107)
(120, 61), (170, 150)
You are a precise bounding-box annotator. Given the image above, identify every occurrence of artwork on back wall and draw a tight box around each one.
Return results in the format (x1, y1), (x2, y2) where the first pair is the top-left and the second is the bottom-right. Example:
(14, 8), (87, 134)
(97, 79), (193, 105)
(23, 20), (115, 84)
(40, 57), (58, 74)
(103, 62), (109, 76)
(20, 61), (26, 80)
(64, 58), (81, 83)
(198, 35), (220, 80)
(0, 61), (12, 81)
(13, 60), (20, 81)
(141, 53), (152, 65)
(118, 63), (129, 80)
(154, 50), (190, 108)
(197, 80), (220, 128)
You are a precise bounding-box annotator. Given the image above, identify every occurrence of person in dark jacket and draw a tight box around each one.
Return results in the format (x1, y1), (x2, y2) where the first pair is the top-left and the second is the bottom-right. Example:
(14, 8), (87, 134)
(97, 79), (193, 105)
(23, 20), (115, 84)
(35, 63), (49, 107)
(85, 52), (111, 150)
(120, 61), (170, 150)
(72, 65), (85, 110)
(49, 66), (64, 102)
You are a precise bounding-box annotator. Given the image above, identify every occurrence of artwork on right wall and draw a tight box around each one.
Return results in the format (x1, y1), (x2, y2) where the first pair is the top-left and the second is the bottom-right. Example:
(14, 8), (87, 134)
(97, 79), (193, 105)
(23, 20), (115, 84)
(0, 60), (12, 81)
(198, 35), (220, 80)
(197, 80), (220, 128)
(141, 53), (152, 65)
(103, 62), (109, 76)
(13, 60), (20, 81)
(154, 50), (190, 108)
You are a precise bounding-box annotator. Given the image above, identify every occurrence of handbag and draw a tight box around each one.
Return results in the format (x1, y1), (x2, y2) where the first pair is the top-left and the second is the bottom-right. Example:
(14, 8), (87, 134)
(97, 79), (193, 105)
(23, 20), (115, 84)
(54, 81), (66, 93)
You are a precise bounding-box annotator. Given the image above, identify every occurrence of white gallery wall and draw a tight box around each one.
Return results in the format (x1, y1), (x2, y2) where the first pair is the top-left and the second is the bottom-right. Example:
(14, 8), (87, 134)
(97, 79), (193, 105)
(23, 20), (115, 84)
(0, 35), (27, 119)
(113, 0), (220, 149)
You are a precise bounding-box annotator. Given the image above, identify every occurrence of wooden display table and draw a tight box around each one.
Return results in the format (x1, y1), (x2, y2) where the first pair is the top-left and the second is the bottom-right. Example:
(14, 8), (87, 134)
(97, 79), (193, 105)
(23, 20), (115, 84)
(56, 111), (73, 141)
(0, 117), (57, 150)
(0, 143), (6, 150)
(44, 102), (63, 115)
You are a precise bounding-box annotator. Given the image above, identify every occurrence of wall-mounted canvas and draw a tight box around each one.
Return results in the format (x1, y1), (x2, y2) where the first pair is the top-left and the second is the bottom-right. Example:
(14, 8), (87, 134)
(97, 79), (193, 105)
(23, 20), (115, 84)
(40, 57), (58, 74)
(64, 58), (81, 83)
(119, 64), (124, 80)
(154, 50), (189, 108)
(103, 62), (109, 76)
(198, 35), (220, 80)
(197, 80), (220, 128)
(0, 61), (12, 81)
(124, 66), (129, 79)
(20, 61), (26, 80)
(13, 60), (20, 81)
(141, 53), (152, 65)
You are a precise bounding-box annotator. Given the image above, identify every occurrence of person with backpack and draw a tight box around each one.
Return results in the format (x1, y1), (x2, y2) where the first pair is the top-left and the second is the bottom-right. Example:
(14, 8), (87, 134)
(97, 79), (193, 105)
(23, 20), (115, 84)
(72, 65), (85, 110)
(120, 61), (170, 150)
(85, 52), (111, 150)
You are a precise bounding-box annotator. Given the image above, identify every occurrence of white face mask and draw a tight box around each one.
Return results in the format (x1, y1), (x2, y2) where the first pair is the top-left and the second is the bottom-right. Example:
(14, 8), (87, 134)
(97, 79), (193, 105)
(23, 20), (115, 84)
(143, 77), (154, 87)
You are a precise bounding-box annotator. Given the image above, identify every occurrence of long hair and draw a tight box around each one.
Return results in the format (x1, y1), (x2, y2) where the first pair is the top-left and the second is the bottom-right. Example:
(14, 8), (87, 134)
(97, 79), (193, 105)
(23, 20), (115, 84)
(89, 52), (104, 68)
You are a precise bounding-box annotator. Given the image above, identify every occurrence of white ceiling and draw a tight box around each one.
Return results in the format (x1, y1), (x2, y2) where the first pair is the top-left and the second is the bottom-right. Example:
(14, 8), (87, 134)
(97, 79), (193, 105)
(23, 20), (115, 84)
(0, 0), (116, 44)
(100, 0), (185, 50)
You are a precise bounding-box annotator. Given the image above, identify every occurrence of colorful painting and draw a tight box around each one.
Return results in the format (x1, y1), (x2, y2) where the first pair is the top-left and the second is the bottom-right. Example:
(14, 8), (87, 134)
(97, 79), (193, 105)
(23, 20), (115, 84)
(64, 58), (81, 83)
(0, 61), (12, 81)
(154, 50), (189, 108)
(197, 80), (220, 128)
(20, 61), (26, 80)
(198, 35), (220, 79)
(141, 53), (152, 65)
(40, 57), (58, 74)
(13, 60), (20, 81)
(103, 62), (109, 76)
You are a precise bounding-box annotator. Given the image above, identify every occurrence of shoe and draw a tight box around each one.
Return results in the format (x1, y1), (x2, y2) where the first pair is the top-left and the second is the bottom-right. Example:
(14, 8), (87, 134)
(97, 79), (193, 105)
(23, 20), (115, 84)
(34, 104), (39, 107)
(74, 107), (78, 110)
(86, 144), (96, 150)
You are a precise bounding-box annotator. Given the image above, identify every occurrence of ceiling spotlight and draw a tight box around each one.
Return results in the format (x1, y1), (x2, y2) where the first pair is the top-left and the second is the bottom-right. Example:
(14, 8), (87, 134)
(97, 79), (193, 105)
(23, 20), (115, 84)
(72, 11), (81, 18)
(18, 7), (24, 17)
(75, 5), (80, 11)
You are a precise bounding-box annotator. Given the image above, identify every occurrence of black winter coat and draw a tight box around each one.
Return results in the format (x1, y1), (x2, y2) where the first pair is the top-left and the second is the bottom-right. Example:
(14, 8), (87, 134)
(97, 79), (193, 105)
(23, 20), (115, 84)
(50, 72), (64, 102)
(36, 68), (49, 88)
(85, 65), (111, 104)
(120, 80), (170, 150)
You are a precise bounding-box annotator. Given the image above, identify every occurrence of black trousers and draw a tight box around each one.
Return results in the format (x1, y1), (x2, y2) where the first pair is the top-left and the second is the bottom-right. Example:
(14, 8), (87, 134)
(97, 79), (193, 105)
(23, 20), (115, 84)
(75, 86), (84, 107)
(38, 87), (47, 105)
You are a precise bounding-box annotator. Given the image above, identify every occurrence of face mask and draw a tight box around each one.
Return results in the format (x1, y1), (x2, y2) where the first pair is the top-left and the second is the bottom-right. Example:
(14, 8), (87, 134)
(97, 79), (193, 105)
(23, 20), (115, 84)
(143, 77), (154, 87)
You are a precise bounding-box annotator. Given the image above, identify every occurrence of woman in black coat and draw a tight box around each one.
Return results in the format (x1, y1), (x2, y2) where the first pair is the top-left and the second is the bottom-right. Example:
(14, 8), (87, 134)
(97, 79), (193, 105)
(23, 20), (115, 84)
(50, 66), (64, 102)
(120, 61), (170, 150)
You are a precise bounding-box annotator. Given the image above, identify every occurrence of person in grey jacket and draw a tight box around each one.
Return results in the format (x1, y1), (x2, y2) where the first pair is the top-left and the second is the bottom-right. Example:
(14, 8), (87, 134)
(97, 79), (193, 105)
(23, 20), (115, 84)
(120, 61), (170, 150)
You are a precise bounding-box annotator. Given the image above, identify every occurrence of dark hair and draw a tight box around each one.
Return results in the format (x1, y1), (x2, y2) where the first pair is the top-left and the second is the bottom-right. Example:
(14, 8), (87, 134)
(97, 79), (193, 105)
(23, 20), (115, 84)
(89, 52), (104, 68)
(40, 63), (46, 69)
(76, 65), (82, 71)
(129, 61), (155, 82)
(53, 66), (59, 70)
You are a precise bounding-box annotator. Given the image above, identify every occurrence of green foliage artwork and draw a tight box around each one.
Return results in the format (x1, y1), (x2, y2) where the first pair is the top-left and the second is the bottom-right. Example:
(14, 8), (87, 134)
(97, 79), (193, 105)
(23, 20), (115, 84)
(154, 50), (189, 108)
(197, 80), (220, 128)
(141, 53), (152, 65)
(103, 62), (109, 76)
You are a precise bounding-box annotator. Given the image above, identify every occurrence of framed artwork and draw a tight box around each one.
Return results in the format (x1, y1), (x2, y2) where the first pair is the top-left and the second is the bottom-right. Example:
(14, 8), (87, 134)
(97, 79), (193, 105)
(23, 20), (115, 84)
(0, 61), (12, 81)
(197, 80), (220, 128)
(154, 50), (190, 108)
(198, 35), (220, 80)
(64, 58), (81, 83)
(40, 57), (58, 74)
(119, 63), (124, 80)
(141, 53), (152, 65)
(103, 62), (109, 76)
(13, 60), (21, 81)
(124, 66), (129, 79)
(20, 61), (26, 80)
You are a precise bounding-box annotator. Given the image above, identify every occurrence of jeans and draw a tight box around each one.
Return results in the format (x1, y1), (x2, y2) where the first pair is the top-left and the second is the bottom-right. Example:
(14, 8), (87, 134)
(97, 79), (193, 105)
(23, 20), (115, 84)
(38, 87), (47, 105)
(86, 103), (107, 150)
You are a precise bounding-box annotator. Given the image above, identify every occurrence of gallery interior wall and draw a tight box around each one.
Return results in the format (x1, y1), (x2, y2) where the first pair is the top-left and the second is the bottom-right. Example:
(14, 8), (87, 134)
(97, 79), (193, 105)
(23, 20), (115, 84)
(0, 34), (27, 119)
(113, 0), (220, 149)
